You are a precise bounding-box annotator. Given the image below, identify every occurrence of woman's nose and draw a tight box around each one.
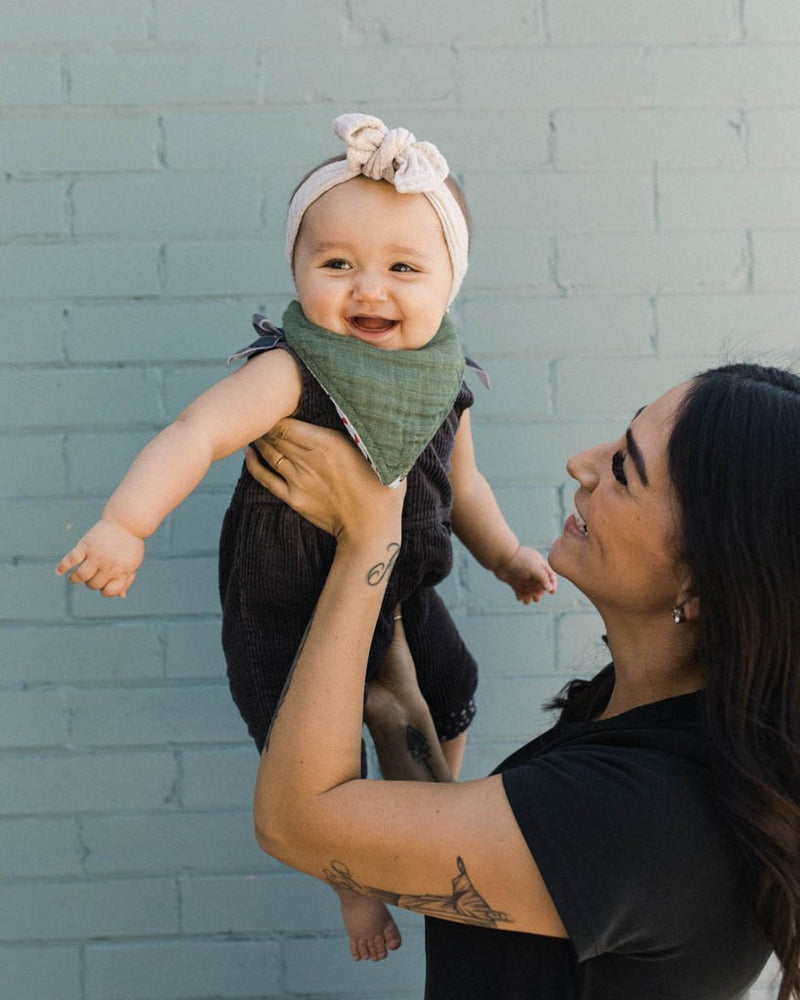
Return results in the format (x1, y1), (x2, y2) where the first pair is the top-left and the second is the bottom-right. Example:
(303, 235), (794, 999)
(566, 444), (604, 488)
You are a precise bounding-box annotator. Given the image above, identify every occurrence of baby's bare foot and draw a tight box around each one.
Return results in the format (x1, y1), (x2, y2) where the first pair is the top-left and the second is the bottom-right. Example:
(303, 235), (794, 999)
(337, 888), (402, 961)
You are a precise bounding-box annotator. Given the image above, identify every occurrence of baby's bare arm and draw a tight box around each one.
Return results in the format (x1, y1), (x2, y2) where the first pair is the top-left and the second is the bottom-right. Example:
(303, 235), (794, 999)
(449, 413), (556, 603)
(55, 350), (302, 596)
(449, 411), (520, 570)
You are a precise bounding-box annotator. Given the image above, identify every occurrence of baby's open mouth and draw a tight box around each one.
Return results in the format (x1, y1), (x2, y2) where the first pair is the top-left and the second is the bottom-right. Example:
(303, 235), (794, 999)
(349, 316), (398, 334)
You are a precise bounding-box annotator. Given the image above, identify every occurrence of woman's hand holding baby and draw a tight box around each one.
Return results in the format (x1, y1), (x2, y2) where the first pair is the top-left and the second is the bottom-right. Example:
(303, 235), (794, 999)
(246, 419), (406, 545)
(55, 518), (144, 599)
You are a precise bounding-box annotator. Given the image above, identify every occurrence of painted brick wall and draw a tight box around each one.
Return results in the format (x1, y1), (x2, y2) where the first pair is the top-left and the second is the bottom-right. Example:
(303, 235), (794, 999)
(1, 1), (796, 997)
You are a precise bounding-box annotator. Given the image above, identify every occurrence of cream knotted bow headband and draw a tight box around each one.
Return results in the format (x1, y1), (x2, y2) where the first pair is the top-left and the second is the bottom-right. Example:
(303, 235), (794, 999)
(285, 113), (469, 305)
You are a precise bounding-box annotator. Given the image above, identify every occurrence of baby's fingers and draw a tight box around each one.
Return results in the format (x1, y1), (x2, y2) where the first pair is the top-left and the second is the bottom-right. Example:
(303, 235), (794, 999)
(63, 557), (101, 586)
(55, 544), (88, 577)
(100, 573), (135, 599)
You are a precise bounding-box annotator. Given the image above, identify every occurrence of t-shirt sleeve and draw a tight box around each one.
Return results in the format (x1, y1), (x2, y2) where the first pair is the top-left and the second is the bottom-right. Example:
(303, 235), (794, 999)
(501, 745), (734, 962)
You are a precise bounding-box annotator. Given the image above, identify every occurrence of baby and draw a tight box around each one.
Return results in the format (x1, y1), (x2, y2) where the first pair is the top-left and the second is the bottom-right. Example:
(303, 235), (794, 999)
(56, 113), (556, 961)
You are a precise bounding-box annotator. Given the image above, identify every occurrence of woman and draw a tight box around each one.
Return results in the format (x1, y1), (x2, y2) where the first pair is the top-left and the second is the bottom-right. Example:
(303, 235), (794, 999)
(247, 363), (800, 999)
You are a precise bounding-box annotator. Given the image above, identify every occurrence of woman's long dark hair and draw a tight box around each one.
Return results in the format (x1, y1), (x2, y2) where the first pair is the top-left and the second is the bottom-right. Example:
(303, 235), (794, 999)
(668, 363), (800, 999)
(550, 363), (800, 996)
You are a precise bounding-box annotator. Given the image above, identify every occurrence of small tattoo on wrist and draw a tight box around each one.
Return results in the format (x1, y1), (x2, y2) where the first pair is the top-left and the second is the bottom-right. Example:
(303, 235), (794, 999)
(367, 542), (400, 586)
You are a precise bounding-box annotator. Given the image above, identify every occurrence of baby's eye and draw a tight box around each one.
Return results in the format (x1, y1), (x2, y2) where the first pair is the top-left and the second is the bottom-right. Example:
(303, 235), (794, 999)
(390, 262), (416, 273)
(323, 259), (350, 271)
(611, 450), (628, 486)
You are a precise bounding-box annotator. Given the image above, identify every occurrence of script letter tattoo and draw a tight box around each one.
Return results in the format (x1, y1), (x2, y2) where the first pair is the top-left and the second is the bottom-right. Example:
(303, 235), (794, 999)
(323, 857), (513, 928)
(367, 542), (400, 586)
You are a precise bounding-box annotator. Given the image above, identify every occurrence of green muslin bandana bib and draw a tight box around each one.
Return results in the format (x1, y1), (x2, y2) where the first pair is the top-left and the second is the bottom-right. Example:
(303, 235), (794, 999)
(281, 300), (466, 486)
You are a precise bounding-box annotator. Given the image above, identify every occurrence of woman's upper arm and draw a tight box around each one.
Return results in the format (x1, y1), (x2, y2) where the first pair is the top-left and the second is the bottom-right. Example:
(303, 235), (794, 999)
(263, 772), (568, 939)
(178, 349), (302, 460)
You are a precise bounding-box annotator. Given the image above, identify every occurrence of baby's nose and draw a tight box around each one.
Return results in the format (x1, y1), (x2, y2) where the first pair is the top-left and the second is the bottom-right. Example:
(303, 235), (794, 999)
(354, 272), (387, 300)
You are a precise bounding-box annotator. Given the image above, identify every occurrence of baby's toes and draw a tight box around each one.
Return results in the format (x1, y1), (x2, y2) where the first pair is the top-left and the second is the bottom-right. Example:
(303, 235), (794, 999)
(384, 921), (402, 951)
(368, 934), (388, 961)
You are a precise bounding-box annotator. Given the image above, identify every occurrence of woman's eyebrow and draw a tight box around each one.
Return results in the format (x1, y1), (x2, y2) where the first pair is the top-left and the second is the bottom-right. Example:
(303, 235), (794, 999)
(625, 427), (649, 486)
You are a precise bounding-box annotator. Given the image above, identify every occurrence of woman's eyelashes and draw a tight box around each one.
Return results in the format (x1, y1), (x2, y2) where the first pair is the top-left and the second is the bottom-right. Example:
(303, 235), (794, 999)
(611, 450), (628, 486)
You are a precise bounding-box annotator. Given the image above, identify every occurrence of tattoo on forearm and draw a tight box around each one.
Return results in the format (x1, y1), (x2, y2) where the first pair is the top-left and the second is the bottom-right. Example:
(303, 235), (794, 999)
(406, 724), (438, 781)
(263, 610), (315, 753)
(367, 542), (400, 586)
(323, 857), (513, 928)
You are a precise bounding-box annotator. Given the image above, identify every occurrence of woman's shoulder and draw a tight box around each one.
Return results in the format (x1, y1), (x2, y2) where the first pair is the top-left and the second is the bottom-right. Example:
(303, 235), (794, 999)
(498, 686), (722, 886)
(496, 688), (759, 973)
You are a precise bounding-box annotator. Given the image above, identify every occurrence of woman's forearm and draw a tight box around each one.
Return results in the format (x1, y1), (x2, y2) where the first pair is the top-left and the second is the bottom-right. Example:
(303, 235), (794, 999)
(254, 524), (402, 855)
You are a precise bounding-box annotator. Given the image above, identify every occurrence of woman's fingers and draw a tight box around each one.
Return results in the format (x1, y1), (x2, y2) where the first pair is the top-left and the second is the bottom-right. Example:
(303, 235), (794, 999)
(250, 417), (321, 468)
(244, 446), (289, 500)
(246, 418), (405, 539)
(266, 416), (327, 451)
(250, 434), (292, 470)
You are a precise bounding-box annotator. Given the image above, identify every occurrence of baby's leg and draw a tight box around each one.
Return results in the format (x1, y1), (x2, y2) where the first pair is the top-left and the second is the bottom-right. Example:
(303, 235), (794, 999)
(336, 889), (402, 961)
(440, 729), (468, 780)
(403, 587), (477, 782)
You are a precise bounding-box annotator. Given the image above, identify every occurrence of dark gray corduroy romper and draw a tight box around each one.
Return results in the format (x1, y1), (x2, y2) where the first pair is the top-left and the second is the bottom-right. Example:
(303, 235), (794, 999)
(218, 338), (478, 754)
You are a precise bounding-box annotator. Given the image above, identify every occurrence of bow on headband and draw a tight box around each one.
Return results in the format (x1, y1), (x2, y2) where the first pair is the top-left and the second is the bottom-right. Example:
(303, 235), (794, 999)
(333, 113), (450, 193)
(285, 113), (469, 305)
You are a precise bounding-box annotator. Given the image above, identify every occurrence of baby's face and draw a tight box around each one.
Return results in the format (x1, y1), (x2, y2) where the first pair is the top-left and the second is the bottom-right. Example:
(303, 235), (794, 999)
(292, 177), (453, 351)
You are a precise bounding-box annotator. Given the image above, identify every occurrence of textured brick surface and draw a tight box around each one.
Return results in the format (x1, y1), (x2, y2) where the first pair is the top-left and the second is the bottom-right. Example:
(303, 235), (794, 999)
(748, 108), (800, 166)
(85, 940), (281, 1000)
(0, 181), (66, 237)
(1, 2), (790, 996)
(554, 109), (746, 169)
(0, 946), (81, 1000)
(0, 117), (160, 173)
(545, 0), (738, 43)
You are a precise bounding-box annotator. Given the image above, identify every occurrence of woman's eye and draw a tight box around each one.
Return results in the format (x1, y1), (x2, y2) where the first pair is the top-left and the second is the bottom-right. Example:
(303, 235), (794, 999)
(390, 262), (415, 273)
(611, 450), (628, 486)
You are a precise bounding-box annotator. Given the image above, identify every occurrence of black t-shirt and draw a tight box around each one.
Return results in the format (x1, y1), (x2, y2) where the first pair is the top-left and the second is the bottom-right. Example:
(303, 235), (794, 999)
(424, 691), (771, 1000)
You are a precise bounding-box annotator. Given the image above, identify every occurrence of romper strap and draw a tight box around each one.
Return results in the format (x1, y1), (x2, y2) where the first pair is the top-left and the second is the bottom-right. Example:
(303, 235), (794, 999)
(465, 356), (491, 389)
(226, 314), (286, 366)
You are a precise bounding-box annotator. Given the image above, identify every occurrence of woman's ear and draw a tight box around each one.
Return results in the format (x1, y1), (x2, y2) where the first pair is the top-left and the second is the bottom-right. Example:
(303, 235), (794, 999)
(675, 570), (701, 623)
(681, 595), (701, 622)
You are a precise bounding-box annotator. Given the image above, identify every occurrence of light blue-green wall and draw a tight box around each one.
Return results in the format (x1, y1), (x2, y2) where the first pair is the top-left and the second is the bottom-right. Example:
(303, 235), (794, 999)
(1, 2), (796, 998)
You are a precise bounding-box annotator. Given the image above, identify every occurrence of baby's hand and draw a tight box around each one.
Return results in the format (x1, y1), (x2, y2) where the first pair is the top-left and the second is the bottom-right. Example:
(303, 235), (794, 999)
(494, 545), (557, 605)
(55, 518), (144, 598)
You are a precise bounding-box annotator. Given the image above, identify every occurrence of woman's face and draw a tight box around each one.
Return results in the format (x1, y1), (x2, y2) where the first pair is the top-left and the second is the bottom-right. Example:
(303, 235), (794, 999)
(549, 382), (691, 620)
